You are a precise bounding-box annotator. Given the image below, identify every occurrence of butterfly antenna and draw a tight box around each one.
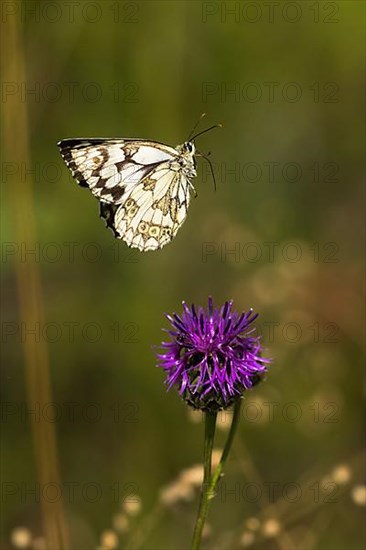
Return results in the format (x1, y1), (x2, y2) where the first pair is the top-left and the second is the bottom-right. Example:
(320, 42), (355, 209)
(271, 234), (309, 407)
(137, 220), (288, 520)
(196, 149), (217, 192)
(186, 112), (207, 142)
(190, 123), (222, 142)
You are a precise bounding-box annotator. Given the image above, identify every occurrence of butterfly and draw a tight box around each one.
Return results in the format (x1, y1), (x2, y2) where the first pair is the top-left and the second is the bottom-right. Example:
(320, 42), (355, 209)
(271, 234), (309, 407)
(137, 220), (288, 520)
(57, 120), (220, 251)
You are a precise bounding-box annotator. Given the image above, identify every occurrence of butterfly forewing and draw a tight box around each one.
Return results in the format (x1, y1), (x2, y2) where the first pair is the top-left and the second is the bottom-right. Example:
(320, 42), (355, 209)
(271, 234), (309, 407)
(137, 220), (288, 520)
(58, 138), (196, 251)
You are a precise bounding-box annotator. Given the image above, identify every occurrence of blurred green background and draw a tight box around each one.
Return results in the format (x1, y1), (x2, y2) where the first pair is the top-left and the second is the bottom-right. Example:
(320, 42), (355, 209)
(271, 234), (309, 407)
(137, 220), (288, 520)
(1, 1), (365, 549)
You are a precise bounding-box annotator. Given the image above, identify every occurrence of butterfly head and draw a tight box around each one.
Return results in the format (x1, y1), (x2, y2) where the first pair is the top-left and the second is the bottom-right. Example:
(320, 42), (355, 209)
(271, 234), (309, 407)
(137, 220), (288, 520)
(181, 141), (196, 156)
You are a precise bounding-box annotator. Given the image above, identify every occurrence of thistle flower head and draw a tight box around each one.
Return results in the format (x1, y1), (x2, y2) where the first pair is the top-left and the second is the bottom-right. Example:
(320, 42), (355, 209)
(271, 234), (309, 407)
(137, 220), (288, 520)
(157, 297), (271, 412)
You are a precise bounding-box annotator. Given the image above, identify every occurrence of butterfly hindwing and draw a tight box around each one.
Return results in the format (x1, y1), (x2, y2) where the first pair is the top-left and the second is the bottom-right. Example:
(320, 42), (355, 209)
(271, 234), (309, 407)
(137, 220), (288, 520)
(110, 168), (191, 251)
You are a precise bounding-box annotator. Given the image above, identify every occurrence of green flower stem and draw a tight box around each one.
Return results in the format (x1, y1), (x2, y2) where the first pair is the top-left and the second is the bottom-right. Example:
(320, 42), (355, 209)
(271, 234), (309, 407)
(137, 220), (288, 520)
(191, 411), (217, 550)
(209, 399), (242, 492)
(191, 400), (242, 550)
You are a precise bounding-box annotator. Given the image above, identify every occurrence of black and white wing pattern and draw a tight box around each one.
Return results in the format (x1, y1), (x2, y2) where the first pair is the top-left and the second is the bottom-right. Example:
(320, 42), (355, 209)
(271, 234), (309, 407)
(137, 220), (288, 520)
(57, 138), (198, 251)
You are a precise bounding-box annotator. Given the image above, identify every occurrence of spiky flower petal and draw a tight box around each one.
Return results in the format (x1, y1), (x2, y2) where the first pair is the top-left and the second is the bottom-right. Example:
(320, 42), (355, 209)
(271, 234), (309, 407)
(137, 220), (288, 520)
(157, 298), (270, 412)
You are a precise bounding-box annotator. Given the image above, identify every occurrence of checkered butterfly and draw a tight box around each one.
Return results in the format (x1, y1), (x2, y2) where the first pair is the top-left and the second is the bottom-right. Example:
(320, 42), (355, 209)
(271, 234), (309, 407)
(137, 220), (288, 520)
(58, 120), (219, 251)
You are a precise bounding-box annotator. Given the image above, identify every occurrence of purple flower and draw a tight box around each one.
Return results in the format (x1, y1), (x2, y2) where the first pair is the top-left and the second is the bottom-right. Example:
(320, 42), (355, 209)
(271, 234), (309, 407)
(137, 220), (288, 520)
(157, 297), (271, 412)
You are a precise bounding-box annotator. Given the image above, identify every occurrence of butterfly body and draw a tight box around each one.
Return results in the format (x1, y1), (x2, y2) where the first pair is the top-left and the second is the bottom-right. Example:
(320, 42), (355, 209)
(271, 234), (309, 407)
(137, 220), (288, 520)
(58, 138), (198, 251)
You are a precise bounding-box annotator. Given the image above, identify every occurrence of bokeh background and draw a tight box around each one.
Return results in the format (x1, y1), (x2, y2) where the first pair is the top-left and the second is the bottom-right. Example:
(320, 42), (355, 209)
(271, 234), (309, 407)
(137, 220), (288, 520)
(1, 1), (365, 549)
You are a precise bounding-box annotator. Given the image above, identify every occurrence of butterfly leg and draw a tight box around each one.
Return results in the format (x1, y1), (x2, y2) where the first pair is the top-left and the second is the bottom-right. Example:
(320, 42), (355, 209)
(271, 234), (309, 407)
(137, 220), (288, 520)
(189, 182), (198, 198)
